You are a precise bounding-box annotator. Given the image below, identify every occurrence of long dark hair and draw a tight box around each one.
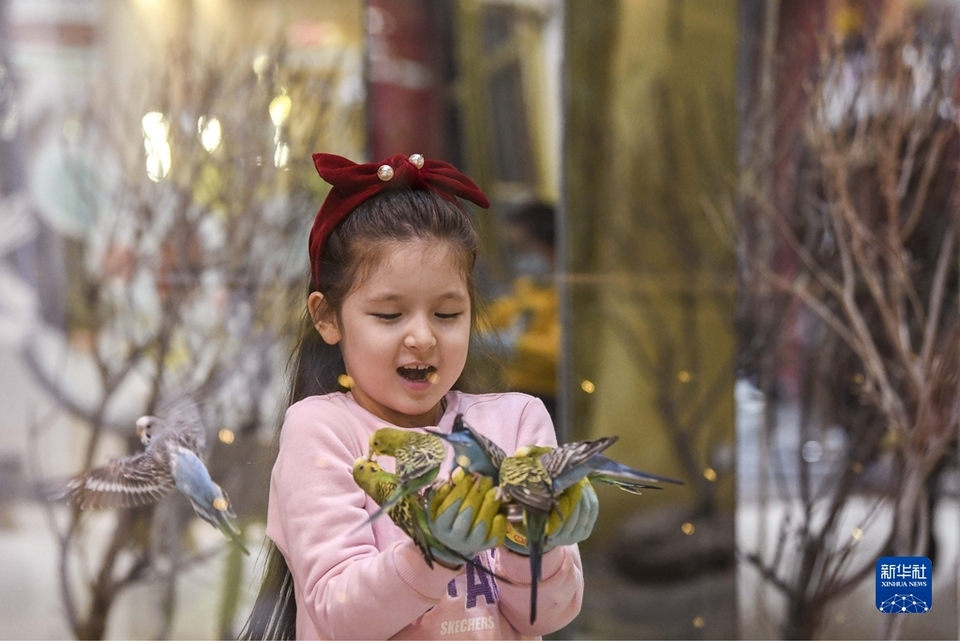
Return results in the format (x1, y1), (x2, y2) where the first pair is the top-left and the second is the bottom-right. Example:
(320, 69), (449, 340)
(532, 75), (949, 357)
(240, 189), (481, 640)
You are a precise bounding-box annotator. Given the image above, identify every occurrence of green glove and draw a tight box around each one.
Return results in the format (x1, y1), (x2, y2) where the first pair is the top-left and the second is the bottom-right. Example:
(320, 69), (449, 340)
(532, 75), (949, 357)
(427, 468), (507, 565)
(504, 479), (599, 555)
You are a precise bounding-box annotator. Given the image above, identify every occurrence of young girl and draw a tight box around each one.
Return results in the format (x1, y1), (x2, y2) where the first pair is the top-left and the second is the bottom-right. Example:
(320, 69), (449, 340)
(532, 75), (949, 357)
(245, 153), (596, 640)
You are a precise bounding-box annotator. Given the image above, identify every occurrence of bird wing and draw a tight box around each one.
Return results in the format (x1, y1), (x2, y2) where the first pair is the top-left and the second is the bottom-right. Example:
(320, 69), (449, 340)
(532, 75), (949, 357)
(455, 416), (507, 469)
(353, 459), (435, 567)
(540, 436), (618, 478)
(159, 393), (206, 454)
(68, 452), (174, 509)
(499, 457), (555, 514)
(392, 496), (436, 569)
(394, 435), (445, 485)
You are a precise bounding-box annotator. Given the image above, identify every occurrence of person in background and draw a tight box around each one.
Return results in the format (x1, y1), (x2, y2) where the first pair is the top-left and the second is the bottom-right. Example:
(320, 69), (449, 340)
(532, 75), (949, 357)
(484, 202), (559, 420)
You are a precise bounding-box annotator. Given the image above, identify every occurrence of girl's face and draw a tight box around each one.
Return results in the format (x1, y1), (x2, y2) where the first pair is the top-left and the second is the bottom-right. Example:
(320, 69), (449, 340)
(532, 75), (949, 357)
(321, 239), (471, 427)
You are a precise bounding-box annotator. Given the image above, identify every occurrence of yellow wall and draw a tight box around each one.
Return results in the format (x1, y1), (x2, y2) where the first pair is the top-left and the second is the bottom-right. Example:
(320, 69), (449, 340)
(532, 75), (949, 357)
(566, 0), (738, 544)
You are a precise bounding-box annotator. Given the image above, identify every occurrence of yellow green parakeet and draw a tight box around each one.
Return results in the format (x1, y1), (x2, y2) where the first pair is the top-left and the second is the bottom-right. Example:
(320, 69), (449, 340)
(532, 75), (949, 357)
(498, 437), (636, 624)
(365, 427), (446, 524)
(353, 457), (515, 585)
(498, 446), (555, 624)
(352, 456), (442, 568)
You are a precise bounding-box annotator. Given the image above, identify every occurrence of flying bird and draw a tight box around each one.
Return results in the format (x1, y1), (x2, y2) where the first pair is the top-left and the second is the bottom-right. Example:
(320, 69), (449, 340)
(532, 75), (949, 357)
(65, 394), (248, 554)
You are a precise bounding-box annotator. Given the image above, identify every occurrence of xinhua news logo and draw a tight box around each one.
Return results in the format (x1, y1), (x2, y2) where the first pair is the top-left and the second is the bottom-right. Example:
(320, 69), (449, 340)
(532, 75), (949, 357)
(876, 556), (932, 613)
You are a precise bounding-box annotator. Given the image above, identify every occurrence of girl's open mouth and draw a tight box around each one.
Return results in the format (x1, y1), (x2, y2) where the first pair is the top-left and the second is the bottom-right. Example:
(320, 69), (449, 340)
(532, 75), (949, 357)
(397, 365), (438, 383)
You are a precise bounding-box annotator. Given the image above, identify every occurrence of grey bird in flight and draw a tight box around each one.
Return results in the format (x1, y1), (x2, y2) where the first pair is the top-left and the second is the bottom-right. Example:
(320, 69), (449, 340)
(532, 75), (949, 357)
(66, 394), (248, 554)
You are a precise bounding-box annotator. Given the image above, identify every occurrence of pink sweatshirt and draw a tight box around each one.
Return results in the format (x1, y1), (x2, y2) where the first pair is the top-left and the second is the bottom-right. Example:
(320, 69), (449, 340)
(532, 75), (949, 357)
(266, 391), (584, 640)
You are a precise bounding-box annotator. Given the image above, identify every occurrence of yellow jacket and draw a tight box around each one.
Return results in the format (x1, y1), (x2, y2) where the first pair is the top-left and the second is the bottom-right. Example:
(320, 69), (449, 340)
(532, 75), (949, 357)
(484, 277), (559, 397)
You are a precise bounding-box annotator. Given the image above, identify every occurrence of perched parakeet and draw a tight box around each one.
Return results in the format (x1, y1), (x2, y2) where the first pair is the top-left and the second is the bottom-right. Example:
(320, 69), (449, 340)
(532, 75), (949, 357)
(499, 435), (678, 624)
(497, 446), (556, 624)
(435, 417), (681, 495)
(353, 457), (512, 584)
(352, 457), (442, 568)
(366, 427), (446, 524)
(66, 395), (249, 554)
(430, 414), (506, 481)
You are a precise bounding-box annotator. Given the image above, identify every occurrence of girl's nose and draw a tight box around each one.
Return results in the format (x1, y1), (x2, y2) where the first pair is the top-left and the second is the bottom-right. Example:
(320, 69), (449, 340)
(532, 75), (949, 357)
(404, 315), (437, 350)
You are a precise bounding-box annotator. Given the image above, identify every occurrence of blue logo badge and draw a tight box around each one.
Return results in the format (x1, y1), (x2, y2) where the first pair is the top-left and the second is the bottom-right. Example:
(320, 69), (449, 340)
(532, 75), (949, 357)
(876, 556), (932, 613)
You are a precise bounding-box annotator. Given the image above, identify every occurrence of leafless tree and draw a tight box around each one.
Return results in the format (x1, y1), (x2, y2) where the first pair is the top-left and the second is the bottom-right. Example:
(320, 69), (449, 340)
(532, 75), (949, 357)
(736, 7), (960, 639)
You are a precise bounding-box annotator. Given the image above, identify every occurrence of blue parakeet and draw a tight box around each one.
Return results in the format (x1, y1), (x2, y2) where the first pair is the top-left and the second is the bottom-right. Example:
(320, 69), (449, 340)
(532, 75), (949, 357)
(430, 414), (506, 481)
(66, 395), (249, 554)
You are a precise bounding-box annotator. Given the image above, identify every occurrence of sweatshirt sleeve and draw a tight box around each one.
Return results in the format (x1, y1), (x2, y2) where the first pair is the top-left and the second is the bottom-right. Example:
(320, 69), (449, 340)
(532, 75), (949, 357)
(491, 396), (585, 636)
(268, 400), (461, 639)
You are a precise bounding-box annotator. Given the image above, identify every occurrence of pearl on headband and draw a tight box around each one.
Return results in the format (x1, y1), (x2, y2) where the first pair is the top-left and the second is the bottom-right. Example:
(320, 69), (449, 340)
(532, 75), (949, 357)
(378, 154), (425, 181)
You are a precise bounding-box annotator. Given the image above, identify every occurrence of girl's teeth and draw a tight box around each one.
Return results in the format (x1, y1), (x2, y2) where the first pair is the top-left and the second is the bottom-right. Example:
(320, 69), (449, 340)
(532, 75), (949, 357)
(398, 366), (436, 382)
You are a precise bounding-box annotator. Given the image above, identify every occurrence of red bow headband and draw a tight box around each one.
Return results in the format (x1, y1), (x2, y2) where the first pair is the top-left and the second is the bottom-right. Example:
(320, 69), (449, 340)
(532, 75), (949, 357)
(309, 153), (490, 290)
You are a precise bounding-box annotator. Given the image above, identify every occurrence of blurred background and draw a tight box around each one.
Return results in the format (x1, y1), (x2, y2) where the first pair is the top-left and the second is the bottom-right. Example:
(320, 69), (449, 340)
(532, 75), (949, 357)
(0, 0), (958, 639)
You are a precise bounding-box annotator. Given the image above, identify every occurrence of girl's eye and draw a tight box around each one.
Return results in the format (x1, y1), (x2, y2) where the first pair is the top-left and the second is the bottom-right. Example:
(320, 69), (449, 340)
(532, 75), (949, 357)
(436, 312), (463, 320)
(373, 313), (401, 320)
